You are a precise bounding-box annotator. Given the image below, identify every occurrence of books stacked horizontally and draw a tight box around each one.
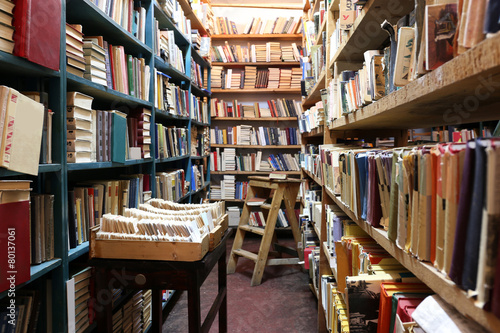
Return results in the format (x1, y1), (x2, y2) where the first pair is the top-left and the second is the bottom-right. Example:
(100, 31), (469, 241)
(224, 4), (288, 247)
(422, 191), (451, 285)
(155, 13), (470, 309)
(134, 108), (151, 159)
(266, 42), (281, 62)
(131, 291), (144, 332)
(0, 0), (14, 53)
(211, 150), (264, 172)
(222, 175), (235, 199)
(243, 66), (257, 88)
(211, 184), (221, 199)
(279, 68), (292, 88)
(291, 67), (302, 89)
(67, 92), (93, 163)
(267, 68), (280, 89)
(236, 125), (252, 145)
(222, 148), (236, 171)
(254, 44), (266, 62)
(65, 24), (85, 77)
(281, 45), (295, 62)
(211, 66), (223, 88)
(83, 38), (107, 86)
(191, 29), (201, 49)
(142, 290), (152, 330)
(66, 267), (91, 333)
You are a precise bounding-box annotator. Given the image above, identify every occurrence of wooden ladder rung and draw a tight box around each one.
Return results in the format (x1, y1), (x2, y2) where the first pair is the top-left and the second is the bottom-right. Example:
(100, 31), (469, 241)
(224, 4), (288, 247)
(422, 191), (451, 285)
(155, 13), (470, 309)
(233, 248), (258, 262)
(248, 180), (279, 189)
(260, 203), (272, 210)
(239, 225), (265, 236)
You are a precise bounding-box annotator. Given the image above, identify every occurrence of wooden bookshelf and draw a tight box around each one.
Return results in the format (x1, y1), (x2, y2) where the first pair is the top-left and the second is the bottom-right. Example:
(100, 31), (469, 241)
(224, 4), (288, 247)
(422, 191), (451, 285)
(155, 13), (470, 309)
(211, 171), (301, 175)
(211, 117), (297, 121)
(211, 88), (302, 94)
(329, 33), (500, 131)
(302, 168), (323, 187)
(212, 62), (301, 67)
(302, 71), (326, 108)
(211, 144), (301, 149)
(328, 0), (414, 66)
(326, 187), (500, 332)
(211, 34), (303, 40)
(177, 0), (210, 36)
(315, 17), (327, 46)
(302, 126), (324, 138)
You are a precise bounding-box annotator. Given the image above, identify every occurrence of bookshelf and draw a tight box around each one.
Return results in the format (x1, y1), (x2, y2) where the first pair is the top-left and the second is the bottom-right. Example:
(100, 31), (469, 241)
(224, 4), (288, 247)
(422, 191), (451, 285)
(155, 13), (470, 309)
(300, 0), (500, 332)
(0, 0), (211, 331)
(211, 88), (302, 94)
(211, 33), (303, 40)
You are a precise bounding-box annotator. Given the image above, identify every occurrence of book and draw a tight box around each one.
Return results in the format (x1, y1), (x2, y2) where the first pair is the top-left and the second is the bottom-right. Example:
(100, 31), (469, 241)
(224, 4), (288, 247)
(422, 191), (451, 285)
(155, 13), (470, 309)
(425, 4), (458, 71)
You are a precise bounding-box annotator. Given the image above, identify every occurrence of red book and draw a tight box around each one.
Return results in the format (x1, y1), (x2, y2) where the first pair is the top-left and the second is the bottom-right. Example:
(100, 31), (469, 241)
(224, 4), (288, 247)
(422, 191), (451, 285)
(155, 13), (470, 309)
(108, 44), (116, 90)
(0, 201), (30, 293)
(143, 174), (150, 192)
(13, 0), (61, 71)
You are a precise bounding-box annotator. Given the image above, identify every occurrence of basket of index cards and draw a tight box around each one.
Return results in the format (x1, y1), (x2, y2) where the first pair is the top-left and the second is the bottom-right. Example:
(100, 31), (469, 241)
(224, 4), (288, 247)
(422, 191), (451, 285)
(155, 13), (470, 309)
(89, 200), (227, 261)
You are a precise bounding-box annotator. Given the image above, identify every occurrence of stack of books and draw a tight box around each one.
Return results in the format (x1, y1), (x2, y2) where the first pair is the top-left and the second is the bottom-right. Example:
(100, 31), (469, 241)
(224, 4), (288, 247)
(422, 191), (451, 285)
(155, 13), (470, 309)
(67, 267), (92, 333)
(268, 68), (280, 89)
(142, 290), (152, 330)
(191, 29), (201, 49)
(134, 108), (151, 158)
(0, 0), (14, 53)
(66, 92), (93, 163)
(131, 291), (144, 332)
(244, 66), (257, 88)
(279, 68), (292, 88)
(65, 24), (85, 77)
(83, 39), (107, 86)
(242, 105), (255, 118)
(222, 148), (236, 171)
(266, 42), (281, 62)
(211, 66), (223, 88)
(254, 44), (266, 62)
(281, 45), (296, 62)
(222, 175), (235, 199)
(291, 68), (302, 88)
(229, 69), (242, 89)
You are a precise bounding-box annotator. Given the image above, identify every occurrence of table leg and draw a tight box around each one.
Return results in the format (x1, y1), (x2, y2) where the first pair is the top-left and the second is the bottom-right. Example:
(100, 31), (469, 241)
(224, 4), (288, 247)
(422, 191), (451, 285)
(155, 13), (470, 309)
(94, 267), (112, 333)
(218, 248), (227, 333)
(152, 289), (163, 332)
(188, 275), (202, 333)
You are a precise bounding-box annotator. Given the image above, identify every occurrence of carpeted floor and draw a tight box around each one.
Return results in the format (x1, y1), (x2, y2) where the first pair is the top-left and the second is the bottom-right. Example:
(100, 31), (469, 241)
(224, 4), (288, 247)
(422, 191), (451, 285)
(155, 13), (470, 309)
(162, 233), (318, 332)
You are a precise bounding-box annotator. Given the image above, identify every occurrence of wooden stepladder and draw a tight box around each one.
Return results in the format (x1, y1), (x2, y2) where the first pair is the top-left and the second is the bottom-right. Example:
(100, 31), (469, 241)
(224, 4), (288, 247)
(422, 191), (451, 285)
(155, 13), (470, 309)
(227, 176), (303, 286)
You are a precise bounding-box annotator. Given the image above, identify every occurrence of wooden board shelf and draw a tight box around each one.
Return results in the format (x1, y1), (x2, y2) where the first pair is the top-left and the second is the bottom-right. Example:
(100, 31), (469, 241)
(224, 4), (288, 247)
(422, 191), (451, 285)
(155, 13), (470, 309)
(329, 33), (500, 131)
(211, 34), (303, 40)
(302, 168), (323, 187)
(302, 71), (326, 108)
(315, 18), (327, 46)
(177, 0), (210, 36)
(211, 88), (302, 94)
(211, 117), (298, 121)
(302, 126), (324, 138)
(211, 62), (301, 67)
(328, 0), (414, 65)
(327, 189), (500, 332)
(211, 171), (301, 175)
(211, 144), (301, 149)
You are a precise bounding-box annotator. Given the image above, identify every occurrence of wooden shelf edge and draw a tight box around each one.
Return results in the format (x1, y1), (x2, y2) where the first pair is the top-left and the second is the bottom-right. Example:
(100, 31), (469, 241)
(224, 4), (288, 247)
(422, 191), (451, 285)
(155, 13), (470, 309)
(211, 34), (303, 40)
(210, 171), (301, 175)
(211, 62), (300, 66)
(302, 71), (326, 107)
(302, 168), (323, 187)
(322, 242), (338, 280)
(211, 144), (302, 149)
(328, 190), (500, 332)
(211, 117), (298, 121)
(211, 88), (301, 94)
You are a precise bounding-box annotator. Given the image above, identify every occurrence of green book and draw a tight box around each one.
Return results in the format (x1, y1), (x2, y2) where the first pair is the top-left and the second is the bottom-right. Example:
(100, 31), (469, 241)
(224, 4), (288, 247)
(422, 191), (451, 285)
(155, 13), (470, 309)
(111, 113), (126, 163)
(127, 55), (135, 97)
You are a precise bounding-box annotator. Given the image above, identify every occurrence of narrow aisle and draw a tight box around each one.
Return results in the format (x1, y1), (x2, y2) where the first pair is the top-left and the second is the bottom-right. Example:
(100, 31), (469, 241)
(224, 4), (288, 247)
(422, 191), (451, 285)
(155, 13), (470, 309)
(162, 234), (318, 332)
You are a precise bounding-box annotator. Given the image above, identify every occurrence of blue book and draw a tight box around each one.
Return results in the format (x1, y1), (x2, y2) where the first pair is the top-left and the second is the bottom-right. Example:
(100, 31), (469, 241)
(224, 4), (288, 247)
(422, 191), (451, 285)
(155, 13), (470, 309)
(111, 113), (126, 163)
(356, 153), (369, 220)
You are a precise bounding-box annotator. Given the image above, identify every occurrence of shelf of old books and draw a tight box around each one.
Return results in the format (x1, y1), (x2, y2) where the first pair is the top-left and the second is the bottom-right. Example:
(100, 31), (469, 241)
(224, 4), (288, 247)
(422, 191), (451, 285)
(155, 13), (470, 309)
(212, 61), (301, 67)
(302, 71), (326, 108)
(328, 189), (500, 332)
(314, 16), (327, 46)
(177, 0), (210, 37)
(211, 88), (302, 94)
(211, 171), (301, 175)
(66, 0), (152, 55)
(154, 56), (191, 84)
(212, 117), (298, 121)
(190, 84), (210, 98)
(211, 34), (303, 41)
(67, 74), (153, 108)
(302, 168), (323, 187)
(211, 144), (302, 149)
(329, 33), (500, 131)
(153, 2), (191, 46)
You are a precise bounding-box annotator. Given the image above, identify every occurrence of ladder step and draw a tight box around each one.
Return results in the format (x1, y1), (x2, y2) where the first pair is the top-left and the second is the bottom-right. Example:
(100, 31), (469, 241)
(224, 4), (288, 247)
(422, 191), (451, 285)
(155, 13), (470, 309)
(260, 203), (272, 210)
(249, 180), (279, 189)
(232, 249), (259, 261)
(239, 225), (265, 235)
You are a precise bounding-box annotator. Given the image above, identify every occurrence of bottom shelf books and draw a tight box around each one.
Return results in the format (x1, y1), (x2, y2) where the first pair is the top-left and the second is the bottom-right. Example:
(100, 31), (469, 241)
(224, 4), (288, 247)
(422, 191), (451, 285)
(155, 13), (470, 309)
(155, 169), (187, 202)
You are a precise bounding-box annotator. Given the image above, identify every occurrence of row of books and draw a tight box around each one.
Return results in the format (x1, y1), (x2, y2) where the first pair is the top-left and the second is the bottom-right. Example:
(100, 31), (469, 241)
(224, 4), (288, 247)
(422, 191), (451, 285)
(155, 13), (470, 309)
(155, 125), (188, 160)
(249, 209), (290, 228)
(191, 95), (209, 124)
(0, 288), (42, 332)
(214, 16), (301, 35)
(210, 126), (301, 146)
(410, 127), (497, 144)
(191, 126), (210, 157)
(66, 26), (151, 101)
(210, 150), (264, 172)
(210, 175), (235, 200)
(190, 59), (205, 88)
(158, 0), (193, 38)
(268, 153), (301, 172)
(211, 66), (301, 90)
(88, 0), (147, 43)
(30, 193), (55, 265)
(190, 0), (214, 35)
(68, 174), (150, 248)
(155, 169), (187, 202)
(154, 70), (190, 118)
(298, 100), (325, 134)
(211, 42), (302, 63)
(318, 138), (500, 317)
(154, 28), (186, 74)
(211, 98), (302, 118)
(191, 164), (205, 192)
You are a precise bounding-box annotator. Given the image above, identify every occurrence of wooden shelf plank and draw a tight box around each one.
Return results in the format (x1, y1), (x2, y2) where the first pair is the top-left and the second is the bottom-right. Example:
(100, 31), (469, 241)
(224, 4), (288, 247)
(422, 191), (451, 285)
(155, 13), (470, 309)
(154, 55), (190, 84)
(155, 110), (190, 121)
(156, 155), (190, 163)
(302, 126), (324, 138)
(211, 117), (297, 121)
(177, 0), (210, 36)
(211, 144), (301, 149)
(211, 171), (301, 175)
(328, 189), (500, 332)
(302, 168), (323, 187)
(211, 88), (301, 94)
(67, 158), (153, 171)
(302, 71), (326, 108)
(315, 18), (327, 46)
(322, 242), (337, 279)
(329, 0), (414, 65)
(211, 34), (303, 40)
(212, 62), (300, 67)
(329, 33), (500, 130)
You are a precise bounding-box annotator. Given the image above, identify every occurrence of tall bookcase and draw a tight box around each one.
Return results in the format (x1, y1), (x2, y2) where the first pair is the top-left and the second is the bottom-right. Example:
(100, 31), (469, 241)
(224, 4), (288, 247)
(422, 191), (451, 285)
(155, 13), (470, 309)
(0, 0), (211, 331)
(300, 0), (500, 332)
(209, 33), (303, 224)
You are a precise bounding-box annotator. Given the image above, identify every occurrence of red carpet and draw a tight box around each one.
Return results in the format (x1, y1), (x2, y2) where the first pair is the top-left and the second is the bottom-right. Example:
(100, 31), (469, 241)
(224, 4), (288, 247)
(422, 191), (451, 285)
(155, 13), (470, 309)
(162, 233), (318, 332)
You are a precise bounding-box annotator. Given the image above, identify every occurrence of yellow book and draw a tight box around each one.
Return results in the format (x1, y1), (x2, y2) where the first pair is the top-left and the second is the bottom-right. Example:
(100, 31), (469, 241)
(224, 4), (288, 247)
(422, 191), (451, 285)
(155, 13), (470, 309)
(75, 198), (83, 244)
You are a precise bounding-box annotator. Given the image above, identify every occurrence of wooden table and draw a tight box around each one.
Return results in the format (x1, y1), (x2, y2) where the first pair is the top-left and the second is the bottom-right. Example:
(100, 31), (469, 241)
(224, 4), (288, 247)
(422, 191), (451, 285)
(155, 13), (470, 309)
(89, 230), (231, 333)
